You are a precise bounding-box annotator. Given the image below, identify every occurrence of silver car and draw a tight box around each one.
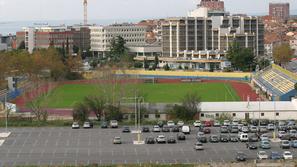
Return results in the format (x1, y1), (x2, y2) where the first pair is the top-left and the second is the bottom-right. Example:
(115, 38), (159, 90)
(153, 125), (161, 132)
(194, 142), (204, 150)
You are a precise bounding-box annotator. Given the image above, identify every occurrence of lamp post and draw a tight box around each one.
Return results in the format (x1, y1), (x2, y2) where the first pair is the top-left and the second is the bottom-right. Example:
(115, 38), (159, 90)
(273, 96), (277, 140)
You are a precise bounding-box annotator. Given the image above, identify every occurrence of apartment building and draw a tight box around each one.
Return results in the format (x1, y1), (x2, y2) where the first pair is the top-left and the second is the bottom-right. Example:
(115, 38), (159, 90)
(90, 23), (161, 57)
(269, 3), (290, 21)
(159, 8), (264, 70)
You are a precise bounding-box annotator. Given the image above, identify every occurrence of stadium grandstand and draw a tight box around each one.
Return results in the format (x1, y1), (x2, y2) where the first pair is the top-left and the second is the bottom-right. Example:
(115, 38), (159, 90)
(252, 64), (297, 101)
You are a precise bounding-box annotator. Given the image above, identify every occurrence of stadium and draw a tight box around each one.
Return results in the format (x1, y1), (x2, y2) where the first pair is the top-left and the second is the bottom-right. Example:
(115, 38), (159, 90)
(1, 63), (296, 120)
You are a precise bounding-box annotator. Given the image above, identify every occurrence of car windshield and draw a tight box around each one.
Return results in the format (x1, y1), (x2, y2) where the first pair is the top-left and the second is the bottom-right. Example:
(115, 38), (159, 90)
(284, 152), (291, 155)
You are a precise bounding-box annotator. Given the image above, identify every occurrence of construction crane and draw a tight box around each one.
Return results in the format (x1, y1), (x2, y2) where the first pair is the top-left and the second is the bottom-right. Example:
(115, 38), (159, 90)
(83, 0), (88, 25)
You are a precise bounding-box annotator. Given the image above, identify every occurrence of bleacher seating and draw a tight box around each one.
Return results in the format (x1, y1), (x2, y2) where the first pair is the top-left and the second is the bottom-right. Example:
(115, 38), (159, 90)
(253, 65), (297, 98)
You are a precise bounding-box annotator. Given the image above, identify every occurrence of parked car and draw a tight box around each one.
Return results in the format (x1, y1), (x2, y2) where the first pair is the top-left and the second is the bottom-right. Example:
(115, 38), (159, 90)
(122, 126), (131, 133)
(220, 126), (228, 133)
(197, 131), (205, 138)
(101, 121), (108, 128)
(213, 120), (220, 127)
(239, 133), (248, 142)
(203, 128), (211, 134)
(162, 125), (170, 132)
(220, 134), (229, 142)
(167, 120), (175, 127)
(236, 152), (247, 161)
(193, 120), (202, 127)
(167, 136), (176, 144)
(197, 136), (207, 143)
(204, 121), (212, 127)
(156, 135), (166, 144)
(283, 151), (293, 160)
(209, 135), (219, 143)
(83, 121), (93, 129)
(260, 134), (269, 141)
(280, 140), (290, 149)
(181, 125), (191, 134)
(247, 142), (258, 150)
(152, 125), (161, 132)
(249, 126), (258, 133)
(259, 126), (268, 133)
(142, 127), (150, 133)
(171, 126), (180, 132)
(249, 135), (259, 142)
(270, 151), (282, 160)
(145, 137), (155, 144)
(72, 122), (80, 129)
(194, 142), (204, 150)
(177, 121), (184, 127)
(223, 120), (230, 126)
(230, 126), (239, 133)
(113, 137), (122, 144)
(291, 140), (297, 148)
(241, 126), (249, 133)
(289, 129), (297, 139)
(257, 151), (268, 160)
(260, 140), (271, 149)
(229, 135), (239, 142)
(177, 133), (186, 140)
(267, 124), (275, 130)
(110, 120), (118, 128)
(278, 131), (287, 139)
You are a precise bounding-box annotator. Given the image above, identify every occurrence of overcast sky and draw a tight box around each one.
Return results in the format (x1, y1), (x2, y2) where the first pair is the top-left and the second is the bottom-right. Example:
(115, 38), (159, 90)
(0, 0), (296, 22)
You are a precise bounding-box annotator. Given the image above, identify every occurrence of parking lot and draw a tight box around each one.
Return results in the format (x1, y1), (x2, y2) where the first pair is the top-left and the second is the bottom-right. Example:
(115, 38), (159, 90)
(0, 126), (297, 166)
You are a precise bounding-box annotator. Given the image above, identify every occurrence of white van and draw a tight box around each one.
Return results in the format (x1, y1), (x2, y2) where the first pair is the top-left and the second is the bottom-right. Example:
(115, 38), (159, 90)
(223, 120), (230, 126)
(239, 133), (248, 142)
(182, 125), (191, 134)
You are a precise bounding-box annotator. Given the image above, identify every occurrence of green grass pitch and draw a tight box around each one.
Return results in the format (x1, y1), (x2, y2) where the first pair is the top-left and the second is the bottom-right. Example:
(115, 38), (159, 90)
(42, 82), (240, 108)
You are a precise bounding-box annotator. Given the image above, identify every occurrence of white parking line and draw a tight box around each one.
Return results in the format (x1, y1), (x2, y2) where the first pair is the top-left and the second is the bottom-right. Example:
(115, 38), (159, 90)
(0, 140), (4, 146)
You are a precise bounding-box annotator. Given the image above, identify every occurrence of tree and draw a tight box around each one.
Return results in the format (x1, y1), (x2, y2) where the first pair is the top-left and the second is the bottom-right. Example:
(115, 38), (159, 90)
(152, 55), (159, 70)
(257, 58), (271, 70)
(28, 99), (48, 122)
(182, 92), (201, 115)
(163, 64), (170, 71)
(227, 42), (256, 72)
(169, 92), (201, 121)
(295, 83), (297, 92)
(273, 43), (293, 66)
(72, 102), (90, 124)
(109, 36), (128, 63)
(84, 95), (106, 121)
(105, 105), (123, 121)
(144, 58), (149, 69)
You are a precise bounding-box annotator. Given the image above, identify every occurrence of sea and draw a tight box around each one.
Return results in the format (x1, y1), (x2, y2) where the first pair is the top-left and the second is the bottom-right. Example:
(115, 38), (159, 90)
(0, 19), (141, 35)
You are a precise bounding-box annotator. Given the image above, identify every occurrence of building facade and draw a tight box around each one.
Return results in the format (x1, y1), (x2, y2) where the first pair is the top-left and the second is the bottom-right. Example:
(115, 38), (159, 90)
(160, 10), (264, 70)
(17, 26), (90, 54)
(269, 3), (290, 21)
(90, 23), (161, 57)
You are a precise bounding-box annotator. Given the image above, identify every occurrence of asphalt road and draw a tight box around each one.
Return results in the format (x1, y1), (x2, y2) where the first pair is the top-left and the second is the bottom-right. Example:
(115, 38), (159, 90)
(0, 126), (296, 166)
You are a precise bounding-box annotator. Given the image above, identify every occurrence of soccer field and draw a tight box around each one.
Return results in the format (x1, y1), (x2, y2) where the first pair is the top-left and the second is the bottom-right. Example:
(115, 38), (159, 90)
(42, 82), (240, 108)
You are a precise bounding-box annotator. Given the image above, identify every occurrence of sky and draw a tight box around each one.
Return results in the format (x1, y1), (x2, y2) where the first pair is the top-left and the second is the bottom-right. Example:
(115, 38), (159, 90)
(0, 0), (296, 22)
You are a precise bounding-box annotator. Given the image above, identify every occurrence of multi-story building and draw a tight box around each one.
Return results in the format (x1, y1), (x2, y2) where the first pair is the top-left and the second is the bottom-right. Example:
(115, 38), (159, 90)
(269, 3), (290, 21)
(199, 0), (224, 11)
(158, 7), (264, 70)
(17, 26), (90, 54)
(17, 26), (74, 53)
(71, 26), (90, 52)
(90, 23), (161, 57)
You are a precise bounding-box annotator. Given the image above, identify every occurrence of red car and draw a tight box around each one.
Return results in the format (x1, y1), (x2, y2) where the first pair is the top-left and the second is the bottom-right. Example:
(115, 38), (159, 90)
(204, 121), (213, 127)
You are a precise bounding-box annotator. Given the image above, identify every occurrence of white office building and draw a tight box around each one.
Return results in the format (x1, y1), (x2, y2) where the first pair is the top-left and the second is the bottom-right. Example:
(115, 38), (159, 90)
(90, 23), (162, 57)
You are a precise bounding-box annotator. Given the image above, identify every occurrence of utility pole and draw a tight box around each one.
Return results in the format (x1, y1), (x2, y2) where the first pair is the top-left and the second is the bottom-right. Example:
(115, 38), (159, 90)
(4, 94), (7, 132)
